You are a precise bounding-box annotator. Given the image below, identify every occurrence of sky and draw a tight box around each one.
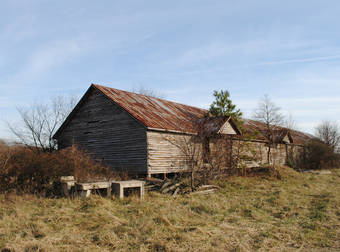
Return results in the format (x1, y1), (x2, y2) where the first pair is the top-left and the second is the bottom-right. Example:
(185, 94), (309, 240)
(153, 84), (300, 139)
(1, 0), (340, 140)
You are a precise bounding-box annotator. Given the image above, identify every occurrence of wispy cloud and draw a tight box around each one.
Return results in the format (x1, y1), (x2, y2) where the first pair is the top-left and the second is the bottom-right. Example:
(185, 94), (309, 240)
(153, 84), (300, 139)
(25, 40), (84, 77)
(251, 54), (340, 67)
(2, 39), (86, 89)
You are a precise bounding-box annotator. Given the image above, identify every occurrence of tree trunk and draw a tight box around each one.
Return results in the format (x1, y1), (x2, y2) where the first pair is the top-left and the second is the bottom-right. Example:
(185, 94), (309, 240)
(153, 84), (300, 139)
(267, 145), (271, 164)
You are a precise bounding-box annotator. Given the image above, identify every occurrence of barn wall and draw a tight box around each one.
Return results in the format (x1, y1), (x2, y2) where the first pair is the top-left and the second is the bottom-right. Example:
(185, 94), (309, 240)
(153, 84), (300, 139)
(208, 136), (233, 169)
(231, 139), (305, 167)
(147, 131), (201, 174)
(56, 88), (147, 174)
(147, 130), (304, 175)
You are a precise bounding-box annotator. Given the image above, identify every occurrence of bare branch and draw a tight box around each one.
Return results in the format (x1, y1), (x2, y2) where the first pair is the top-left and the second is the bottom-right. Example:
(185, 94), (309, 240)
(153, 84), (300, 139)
(7, 95), (77, 152)
(315, 120), (340, 153)
(131, 85), (165, 99)
(253, 94), (284, 163)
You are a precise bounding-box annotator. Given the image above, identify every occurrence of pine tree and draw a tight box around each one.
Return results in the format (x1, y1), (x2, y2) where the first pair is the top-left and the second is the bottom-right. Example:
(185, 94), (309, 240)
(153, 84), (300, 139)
(209, 90), (242, 123)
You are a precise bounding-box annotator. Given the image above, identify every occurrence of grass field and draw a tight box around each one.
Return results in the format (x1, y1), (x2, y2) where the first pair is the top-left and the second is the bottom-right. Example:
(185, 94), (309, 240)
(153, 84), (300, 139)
(0, 167), (339, 251)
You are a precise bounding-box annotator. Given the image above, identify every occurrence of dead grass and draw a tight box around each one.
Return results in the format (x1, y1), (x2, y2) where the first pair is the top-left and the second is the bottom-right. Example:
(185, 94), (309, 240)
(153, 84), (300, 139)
(0, 166), (340, 251)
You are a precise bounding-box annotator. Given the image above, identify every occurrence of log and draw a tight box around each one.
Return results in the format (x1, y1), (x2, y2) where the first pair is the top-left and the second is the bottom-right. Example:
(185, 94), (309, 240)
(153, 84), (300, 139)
(160, 181), (173, 191)
(162, 183), (181, 194)
(191, 189), (216, 195)
(144, 185), (158, 191)
(146, 177), (164, 184)
(198, 185), (220, 190)
(172, 187), (180, 196)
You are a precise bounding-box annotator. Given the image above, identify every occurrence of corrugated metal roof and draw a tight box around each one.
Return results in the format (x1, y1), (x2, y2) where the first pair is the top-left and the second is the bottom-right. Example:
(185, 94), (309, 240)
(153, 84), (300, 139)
(93, 84), (311, 144)
(93, 84), (208, 134)
(242, 119), (312, 145)
(55, 83), (312, 144)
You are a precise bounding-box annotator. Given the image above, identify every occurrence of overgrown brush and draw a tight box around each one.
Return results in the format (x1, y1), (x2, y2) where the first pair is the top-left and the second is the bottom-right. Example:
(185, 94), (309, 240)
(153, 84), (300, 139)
(0, 142), (117, 195)
(291, 139), (340, 170)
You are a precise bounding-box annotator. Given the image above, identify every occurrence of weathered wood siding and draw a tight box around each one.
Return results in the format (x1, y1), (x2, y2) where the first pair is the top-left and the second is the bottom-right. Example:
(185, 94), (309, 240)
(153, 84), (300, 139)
(231, 139), (305, 167)
(147, 131), (201, 174)
(219, 122), (237, 134)
(56, 88), (147, 174)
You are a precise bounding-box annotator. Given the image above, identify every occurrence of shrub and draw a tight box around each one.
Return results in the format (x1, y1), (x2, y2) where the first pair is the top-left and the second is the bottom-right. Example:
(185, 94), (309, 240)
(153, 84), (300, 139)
(293, 140), (340, 170)
(0, 143), (117, 195)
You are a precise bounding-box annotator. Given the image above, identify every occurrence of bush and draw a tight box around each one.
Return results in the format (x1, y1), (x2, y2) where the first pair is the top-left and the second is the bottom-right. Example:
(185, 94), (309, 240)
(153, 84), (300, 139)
(0, 142), (118, 195)
(293, 140), (340, 170)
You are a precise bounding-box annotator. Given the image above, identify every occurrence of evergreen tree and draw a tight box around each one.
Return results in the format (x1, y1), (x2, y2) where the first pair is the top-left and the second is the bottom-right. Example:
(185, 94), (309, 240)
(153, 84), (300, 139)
(209, 90), (242, 123)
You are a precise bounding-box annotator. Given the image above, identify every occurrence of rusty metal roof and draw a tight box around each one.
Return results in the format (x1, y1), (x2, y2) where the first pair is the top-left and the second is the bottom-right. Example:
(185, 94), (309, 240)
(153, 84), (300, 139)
(242, 119), (313, 145)
(54, 83), (313, 144)
(93, 84), (208, 134)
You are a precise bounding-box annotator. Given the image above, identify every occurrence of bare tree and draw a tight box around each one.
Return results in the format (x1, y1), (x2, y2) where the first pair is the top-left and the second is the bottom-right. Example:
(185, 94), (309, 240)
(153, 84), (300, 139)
(284, 113), (298, 131)
(8, 95), (77, 152)
(315, 120), (340, 153)
(131, 85), (165, 99)
(253, 94), (284, 163)
(162, 134), (201, 189)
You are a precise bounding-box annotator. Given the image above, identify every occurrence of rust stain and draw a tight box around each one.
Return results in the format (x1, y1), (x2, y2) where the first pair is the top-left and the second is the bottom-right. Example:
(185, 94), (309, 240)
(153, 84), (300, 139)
(93, 84), (312, 144)
(93, 84), (207, 134)
(242, 119), (312, 145)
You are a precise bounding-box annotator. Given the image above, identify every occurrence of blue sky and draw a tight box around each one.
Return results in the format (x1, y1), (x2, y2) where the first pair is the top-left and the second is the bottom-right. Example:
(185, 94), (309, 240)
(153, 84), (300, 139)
(1, 0), (340, 139)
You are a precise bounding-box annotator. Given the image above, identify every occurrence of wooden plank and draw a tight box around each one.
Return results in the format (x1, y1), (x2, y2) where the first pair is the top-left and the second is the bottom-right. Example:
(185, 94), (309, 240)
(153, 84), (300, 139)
(147, 131), (200, 174)
(77, 181), (111, 190)
(56, 88), (148, 174)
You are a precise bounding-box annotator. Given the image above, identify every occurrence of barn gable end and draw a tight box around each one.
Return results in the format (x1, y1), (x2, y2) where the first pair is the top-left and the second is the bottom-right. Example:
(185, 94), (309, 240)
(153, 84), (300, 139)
(54, 86), (147, 174)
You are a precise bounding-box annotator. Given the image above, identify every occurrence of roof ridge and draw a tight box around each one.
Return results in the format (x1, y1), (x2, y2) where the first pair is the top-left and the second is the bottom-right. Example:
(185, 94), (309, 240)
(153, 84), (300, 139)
(92, 83), (208, 113)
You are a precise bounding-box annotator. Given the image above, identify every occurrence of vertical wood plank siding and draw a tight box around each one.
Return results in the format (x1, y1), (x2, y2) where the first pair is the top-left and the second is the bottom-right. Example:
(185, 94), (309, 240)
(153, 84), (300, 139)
(147, 131), (201, 174)
(56, 88), (147, 174)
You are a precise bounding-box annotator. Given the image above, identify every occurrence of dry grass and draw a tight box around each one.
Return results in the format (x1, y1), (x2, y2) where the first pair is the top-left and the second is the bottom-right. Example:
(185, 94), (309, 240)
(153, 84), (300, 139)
(0, 166), (340, 251)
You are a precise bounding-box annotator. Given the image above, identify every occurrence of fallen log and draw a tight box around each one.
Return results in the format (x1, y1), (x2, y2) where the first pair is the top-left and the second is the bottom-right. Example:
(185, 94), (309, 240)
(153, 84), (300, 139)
(162, 183), (181, 194)
(146, 177), (164, 184)
(191, 189), (217, 195)
(144, 185), (158, 191)
(198, 185), (220, 190)
(172, 187), (180, 196)
(160, 181), (173, 191)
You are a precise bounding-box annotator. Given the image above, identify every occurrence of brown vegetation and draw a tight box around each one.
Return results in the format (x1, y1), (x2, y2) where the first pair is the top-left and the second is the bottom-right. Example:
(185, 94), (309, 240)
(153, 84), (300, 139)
(290, 139), (340, 170)
(0, 142), (117, 195)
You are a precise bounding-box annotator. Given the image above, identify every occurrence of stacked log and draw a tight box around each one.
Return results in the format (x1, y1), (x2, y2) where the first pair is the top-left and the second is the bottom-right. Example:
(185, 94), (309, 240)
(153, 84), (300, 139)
(145, 178), (220, 196)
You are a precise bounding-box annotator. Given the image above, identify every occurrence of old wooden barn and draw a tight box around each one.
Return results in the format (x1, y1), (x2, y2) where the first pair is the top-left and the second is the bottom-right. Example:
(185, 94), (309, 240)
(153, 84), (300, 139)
(53, 84), (241, 176)
(54, 84), (312, 176)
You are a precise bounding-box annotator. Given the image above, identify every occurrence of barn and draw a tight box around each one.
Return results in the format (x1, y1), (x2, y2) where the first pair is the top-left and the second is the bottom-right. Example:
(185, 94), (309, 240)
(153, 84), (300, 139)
(53, 84), (241, 176)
